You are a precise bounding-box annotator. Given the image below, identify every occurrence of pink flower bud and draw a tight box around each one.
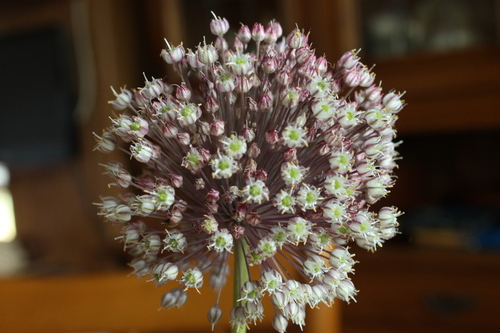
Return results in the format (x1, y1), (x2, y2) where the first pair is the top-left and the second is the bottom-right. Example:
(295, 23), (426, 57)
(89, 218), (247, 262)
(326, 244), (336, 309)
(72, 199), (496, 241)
(195, 178), (205, 190)
(272, 313), (288, 333)
(206, 189), (220, 203)
(161, 40), (185, 64)
(236, 75), (252, 93)
(199, 148), (211, 162)
(94, 131), (117, 154)
(264, 24), (278, 44)
(241, 126), (255, 142)
(337, 50), (359, 69)
(162, 122), (178, 138)
(246, 96), (258, 113)
(201, 96), (217, 114)
(382, 92), (403, 113)
(209, 118), (225, 136)
(210, 16), (229, 36)
(251, 23), (265, 42)
(175, 83), (191, 101)
(169, 173), (183, 188)
(254, 169), (267, 182)
(266, 130), (279, 145)
(215, 36), (228, 52)
(246, 211), (262, 226)
(110, 87), (132, 110)
(237, 25), (251, 43)
(233, 37), (245, 50)
(186, 50), (202, 68)
(131, 89), (149, 109)
(316, 56), (328, 75)
(168, 208), (183, 225)
(365, 84), (382, 102)
(359, 69), (375, 87)
(276, 69), (293, 86)
(177, 132), (191, 145)
(318, 141), (332, 156)
(286, 28), (307, 49)
(247, 142), (261, 158)
(296, 47), (314, 65)
(231, 224), (245, 239)
(262, 55), (278, 73)
(197, 43), (219, 65)
(283, 148), (297, 162)
(232, 203), (248, 222)
(344, 68), (361, 87)
(258, 90), (273, 112)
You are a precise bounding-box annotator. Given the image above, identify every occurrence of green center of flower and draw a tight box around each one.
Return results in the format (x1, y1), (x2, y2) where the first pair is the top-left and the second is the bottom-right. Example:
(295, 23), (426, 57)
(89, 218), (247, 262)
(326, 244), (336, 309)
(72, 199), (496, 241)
(289, 167), (300, 179)
(235, 57), (246, 65)
(181, 106), (194, 117)
(306, 191), (316, 203)
(281, 195), (293, 207)
(229, 141), (241, 152)
(249, 184), (261, 197)
(215, 237), (226, 248)
(187, 154), (200, 164)
(157, 191), (168, 202)
(288, 130), (300, 141)
(218, 160), (229, 170)
(130, 122), (141, 131)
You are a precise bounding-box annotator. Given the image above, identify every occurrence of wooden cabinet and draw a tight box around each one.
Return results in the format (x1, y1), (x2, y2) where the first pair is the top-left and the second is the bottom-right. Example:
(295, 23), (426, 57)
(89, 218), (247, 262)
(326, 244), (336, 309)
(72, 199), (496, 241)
(342, 246), (500, 333)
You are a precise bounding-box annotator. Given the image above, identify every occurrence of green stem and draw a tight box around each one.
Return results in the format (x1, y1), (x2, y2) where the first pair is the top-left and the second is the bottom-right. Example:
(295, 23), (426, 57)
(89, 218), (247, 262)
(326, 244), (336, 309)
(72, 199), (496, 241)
(232, 239), (249, 333)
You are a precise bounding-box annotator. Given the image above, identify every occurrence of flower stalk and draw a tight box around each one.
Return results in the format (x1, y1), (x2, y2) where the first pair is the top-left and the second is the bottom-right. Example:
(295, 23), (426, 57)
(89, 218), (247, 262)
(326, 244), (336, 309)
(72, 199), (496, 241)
(233, 239), (249, 333)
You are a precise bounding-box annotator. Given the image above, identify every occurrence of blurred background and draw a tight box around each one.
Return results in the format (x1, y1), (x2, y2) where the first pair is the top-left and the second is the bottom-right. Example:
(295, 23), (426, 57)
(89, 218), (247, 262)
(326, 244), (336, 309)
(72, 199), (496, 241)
(0, 0), (499, 332)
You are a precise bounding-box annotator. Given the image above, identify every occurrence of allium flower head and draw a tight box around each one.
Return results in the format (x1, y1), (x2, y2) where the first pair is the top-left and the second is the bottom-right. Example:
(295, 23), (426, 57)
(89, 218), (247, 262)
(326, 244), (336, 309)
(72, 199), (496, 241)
(96, 15), (404, 332)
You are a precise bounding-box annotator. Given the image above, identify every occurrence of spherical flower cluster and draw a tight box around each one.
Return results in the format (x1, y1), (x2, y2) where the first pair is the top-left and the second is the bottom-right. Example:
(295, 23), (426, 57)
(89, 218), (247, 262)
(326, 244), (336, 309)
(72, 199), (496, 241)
(95, 15), (403, 333)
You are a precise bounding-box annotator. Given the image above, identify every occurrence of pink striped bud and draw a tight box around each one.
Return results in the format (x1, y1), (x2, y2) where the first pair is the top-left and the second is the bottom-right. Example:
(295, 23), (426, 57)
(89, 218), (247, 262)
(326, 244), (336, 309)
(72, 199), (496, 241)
(246, 211), (262, 226)
(209, 118), (225, 136)
(177, 132), (191, 145)
(162, 121), (178, 138)
(206, 189), (220, 203)
(251, 23), (265, 42)
(237, 25), (251, 43)
(210, 16), (229, 36)
(175, 83), (191, 101)
(169, 173), (183, 188)
(266, 130), (279, 145)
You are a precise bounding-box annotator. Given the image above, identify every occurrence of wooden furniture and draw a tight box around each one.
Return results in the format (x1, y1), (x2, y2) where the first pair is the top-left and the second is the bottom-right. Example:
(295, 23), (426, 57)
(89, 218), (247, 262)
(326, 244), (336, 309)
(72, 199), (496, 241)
(342, 246), (500, 333)
(0, 267), (340, 333)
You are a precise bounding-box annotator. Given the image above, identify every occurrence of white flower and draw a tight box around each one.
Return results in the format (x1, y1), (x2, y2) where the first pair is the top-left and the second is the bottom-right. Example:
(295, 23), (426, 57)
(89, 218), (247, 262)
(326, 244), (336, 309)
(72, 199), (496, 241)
(208, 228), (234, 252)
(180, 267), (204, 291)
(282, 124), (308, 148)
(281, 162), (306, 187)
(242, 179), (269, 204)
(273, 190), (296, 214)
(221, 135), (247, 159)
(296, 184), (323, 211)
(211, 154), (238, 179)
(163, 229), (187, 253)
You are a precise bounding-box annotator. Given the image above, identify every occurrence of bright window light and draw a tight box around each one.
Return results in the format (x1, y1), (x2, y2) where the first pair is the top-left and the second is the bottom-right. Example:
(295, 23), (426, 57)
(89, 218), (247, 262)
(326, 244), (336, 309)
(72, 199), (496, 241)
(0, 163), (16, 242)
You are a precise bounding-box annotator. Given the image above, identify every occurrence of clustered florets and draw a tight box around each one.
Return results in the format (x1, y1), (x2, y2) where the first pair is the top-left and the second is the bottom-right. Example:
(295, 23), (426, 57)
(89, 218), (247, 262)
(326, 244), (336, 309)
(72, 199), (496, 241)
(95, 14), (403, 333)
